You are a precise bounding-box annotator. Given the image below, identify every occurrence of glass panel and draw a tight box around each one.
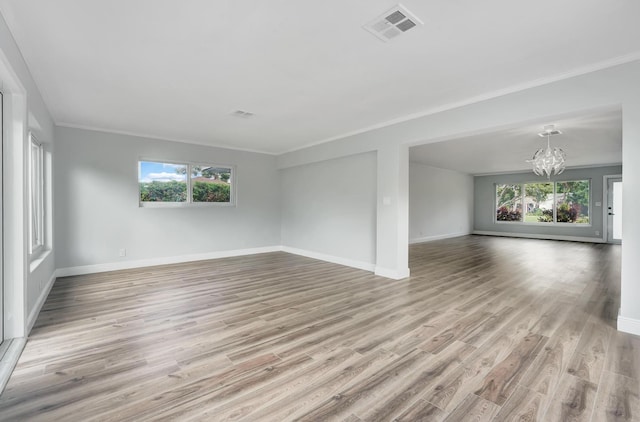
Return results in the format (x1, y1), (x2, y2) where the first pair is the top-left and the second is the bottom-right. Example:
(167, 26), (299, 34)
(524, 182), (554, 223)
(613, 181), (622, 240)
(496, 184), (522, 222)
(556, 180), (590, 224)
(138, 161), (187, 202)
(192, 166), (232, 203)
(29, 138), (44, 251)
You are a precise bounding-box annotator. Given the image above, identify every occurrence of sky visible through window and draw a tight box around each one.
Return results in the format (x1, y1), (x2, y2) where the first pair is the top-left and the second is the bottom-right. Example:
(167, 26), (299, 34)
(139, 161), (186, 183)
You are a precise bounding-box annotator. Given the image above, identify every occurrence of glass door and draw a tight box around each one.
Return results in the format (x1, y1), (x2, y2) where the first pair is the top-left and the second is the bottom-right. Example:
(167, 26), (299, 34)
(607, 177), (622, 244)
(0, 90), (4, 344)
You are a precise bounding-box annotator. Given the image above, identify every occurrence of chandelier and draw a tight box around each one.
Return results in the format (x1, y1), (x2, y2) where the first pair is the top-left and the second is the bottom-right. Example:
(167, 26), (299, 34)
(527, 124), (566, 179)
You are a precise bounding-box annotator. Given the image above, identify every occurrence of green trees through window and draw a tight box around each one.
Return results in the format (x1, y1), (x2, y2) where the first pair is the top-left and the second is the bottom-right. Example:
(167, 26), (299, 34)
(139, 161), (233, 205)
(496, 180), (589, 224)
(496, 184), (522, 221)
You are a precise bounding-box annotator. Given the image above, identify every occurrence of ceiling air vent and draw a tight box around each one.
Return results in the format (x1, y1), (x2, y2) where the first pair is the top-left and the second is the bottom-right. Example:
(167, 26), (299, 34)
(231, 110), (254, 119)
(364, 4), (423, 42)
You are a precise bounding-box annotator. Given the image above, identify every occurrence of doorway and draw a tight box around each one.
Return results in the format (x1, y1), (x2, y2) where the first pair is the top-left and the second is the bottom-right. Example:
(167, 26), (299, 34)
(605, 176), (622, 244)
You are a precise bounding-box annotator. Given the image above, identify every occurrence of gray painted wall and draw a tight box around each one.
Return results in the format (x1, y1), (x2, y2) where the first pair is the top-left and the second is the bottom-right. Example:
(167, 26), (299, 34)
(409, 162), (474, 242)
(280, 152), (377, 266)
(0, 11), (56, 337)
(54, 126), (281, 269)
(474, 165), (622, 239)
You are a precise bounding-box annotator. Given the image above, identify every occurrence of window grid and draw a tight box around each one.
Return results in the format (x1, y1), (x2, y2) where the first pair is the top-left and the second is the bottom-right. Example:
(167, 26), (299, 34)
(138, 160), (234, 206)
(495, 180), (590, 225)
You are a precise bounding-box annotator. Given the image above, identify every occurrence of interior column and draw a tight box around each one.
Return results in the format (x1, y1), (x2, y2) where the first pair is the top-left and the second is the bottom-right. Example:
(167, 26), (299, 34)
(375, 144), (410, 279)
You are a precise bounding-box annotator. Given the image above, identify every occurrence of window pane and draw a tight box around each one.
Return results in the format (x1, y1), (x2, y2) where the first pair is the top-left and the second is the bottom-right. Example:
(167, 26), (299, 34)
(496, 184), (522, 222)
(192, 166), (232, 203)
(138, 161), (187, 202)
(29, 138), (44, 253)
(524, 182), (553, 223)
(556, 180), (590, 224)
(29, 136), (44, 253)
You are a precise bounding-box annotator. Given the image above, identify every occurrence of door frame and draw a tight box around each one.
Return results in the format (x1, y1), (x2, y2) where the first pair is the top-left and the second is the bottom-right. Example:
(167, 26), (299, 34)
(1, 88), (3, 344)
(603, 174), (623, 244)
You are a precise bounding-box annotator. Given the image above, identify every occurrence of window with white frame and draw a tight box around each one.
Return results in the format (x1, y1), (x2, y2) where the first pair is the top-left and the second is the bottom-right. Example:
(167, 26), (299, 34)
(496, 180), (590, 224)
(29, 133), (45, 254)
(138, 160), (234, 206)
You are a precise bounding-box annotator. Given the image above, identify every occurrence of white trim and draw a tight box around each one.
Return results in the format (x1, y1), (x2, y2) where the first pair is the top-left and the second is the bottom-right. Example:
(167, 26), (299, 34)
(603, 174), (623, 244)
(473, 162), (622, 177)
(26, 272), (56, 334)
(0, 338), (27, 394)
(472, 230), (606, 243)
(56, 122), (277, 156)
(617, 310), (640, 336)
(280, 246), (375, 273)
(56, 246), (399, 281)
(374, 266), (410, 280)
(280, 52), (640, 155)
(409, 232), (470, 244)
(56, 246), (282, 277)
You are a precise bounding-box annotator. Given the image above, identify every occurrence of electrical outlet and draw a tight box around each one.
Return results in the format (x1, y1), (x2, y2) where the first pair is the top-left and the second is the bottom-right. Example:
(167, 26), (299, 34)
(119, 248), (126, 257)
(595, 231), (600, 236)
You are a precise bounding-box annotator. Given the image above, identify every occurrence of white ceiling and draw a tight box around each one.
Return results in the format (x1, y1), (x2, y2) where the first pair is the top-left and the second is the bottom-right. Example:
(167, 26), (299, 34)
(409, 107), (622, 175)
(1, 1), (639, 154)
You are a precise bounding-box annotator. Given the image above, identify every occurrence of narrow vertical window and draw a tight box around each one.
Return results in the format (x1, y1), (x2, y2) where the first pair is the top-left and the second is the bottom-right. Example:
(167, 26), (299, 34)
(29, 133), (44, 254)
(496, 184), (522, 222)
(556, 180), (590, 224)
(524, 182), (554, 222)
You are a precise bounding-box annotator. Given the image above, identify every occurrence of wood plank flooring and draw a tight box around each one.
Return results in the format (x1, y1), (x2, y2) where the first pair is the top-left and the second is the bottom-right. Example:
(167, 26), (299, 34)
(0, 235), (637, 421)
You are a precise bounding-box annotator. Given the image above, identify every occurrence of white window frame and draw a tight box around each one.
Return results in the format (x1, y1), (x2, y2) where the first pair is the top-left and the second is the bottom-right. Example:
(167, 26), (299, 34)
(495, 179), (591, 226)
(138, 159), (235, 207)
(29, 133), (45, 255)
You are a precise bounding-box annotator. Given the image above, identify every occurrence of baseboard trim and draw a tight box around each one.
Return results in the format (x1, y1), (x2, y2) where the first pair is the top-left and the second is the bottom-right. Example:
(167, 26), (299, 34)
(56, 246), (282, 277)
(409, 232), (470, 244)
(374, 266), (410, 280)
(281, 246), (376, 273)
(57, 244), (409, 283)
(472, 231), (606, 243)
(26, 272), (57, 334)
(618, 311), (640, 336)
(0, 337), (27, 394)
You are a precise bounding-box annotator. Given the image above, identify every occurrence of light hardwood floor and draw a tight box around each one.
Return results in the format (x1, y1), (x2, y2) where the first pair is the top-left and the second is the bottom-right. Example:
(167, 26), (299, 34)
(0, 235), (637, 421)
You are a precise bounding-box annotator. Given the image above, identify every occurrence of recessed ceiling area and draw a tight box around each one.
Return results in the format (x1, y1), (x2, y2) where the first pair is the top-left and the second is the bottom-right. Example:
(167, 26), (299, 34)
(409, 108), (622, 175)
(0, 1), (639, 154)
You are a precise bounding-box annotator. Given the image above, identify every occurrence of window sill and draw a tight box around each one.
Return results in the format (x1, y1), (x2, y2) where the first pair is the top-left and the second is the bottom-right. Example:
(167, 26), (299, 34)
(29, 248), (52, 273)
(139, 202), (235, 208)
(495, 221), (592, 228)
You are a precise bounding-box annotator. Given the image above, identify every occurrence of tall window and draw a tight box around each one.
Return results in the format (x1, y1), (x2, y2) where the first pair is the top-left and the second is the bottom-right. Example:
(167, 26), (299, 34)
(556, 181), (590, 223)
(496, 184), (522, 222)
(29, 133), (44, 254)
(496, 180), (590, 224)
(138, 160), (234, 206)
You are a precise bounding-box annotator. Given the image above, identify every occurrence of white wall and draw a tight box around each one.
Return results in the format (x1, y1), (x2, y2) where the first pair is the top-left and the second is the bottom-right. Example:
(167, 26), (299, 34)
(280, 151), (377, 270)
(278, 60), (640, 334)
(409, 162), (473, 243)
(0, 12), (56, 339)
(54, 127), (281, 273)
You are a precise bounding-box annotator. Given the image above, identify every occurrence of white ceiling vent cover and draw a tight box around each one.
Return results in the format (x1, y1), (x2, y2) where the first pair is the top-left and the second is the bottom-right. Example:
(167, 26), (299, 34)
(364, 4), (423, 42)
(231, 110), (254, 119)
